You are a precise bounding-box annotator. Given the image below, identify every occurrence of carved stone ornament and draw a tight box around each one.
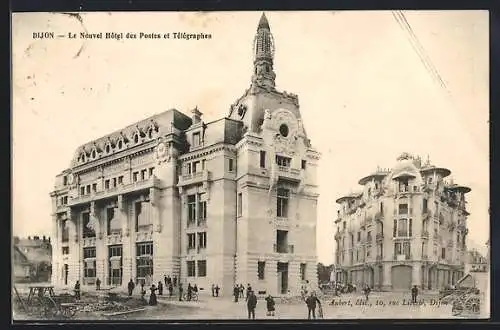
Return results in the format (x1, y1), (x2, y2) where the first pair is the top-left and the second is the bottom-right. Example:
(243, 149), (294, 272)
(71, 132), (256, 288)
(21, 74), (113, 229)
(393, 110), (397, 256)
(272, 109), (299, 155)
(156, 141), (170, 164)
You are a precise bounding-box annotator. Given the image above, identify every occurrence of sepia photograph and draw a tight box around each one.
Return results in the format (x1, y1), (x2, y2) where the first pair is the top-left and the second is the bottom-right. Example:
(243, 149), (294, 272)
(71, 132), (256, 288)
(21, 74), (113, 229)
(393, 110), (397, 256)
(11, 10), (489, 321)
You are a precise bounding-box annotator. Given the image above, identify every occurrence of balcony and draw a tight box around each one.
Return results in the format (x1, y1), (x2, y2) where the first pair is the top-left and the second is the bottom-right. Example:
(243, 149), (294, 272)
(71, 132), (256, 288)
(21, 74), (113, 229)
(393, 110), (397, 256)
(136, 225), (153, 242)
(273, 244), (294, 254)
(178, 170), (211, 187)
(107, 232), (123, 245)
(275, 217), (290, 229)
(69, 177), (160, 206)
(376, 233), (384, 241)
(83, 236), (96, 247)
(393, 254), (411, 261)
(421, 231), (430, 239)
(274, 165), (302, 183)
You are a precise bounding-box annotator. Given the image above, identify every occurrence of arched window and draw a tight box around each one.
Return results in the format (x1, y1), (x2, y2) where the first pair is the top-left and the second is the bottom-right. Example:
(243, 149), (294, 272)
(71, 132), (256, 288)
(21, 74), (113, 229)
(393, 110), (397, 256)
(117, 140), (123, 149)
(106, 145), (110, 153)
(81, 153), (86, 162)
(134, 134), (139, 144)
(91, 150), (96, 159)
(148, 128), (153, 139)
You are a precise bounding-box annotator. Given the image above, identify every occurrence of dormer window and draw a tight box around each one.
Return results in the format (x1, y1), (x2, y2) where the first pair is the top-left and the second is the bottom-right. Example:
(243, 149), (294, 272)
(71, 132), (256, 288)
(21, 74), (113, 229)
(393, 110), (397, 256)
(192, 132), (201, 147)
(117, 140), (123, 150)
(148, 128), (153, 139)
(134, 134), (139, 144)
(91, 150), (96, 159)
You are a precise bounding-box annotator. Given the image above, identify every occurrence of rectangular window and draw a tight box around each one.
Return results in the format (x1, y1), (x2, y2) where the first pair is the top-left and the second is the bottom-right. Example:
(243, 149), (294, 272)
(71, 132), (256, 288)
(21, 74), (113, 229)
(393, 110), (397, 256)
(136, 242), (153, 256)
(92, 183), (97, 192)
(277, 188), (289, 217)
(423, 199), (428, 213)
(187, 261), (196, 277)
(192, 161), (200, 174)
(187, 195), (196, 224)
(198, 194), (207, 224)
(197, 260), (207, 277)
(105, 180), (110, 189)
(149, 168), (154, 177)
(398, 204), (408, 214)
(300, 263), (307, 281)
(393, 219), (397, 237)
(398, 219), (408, 237)
(409, 218), (413, 237)
(136, 257), (153, 280)
(141, 170), (147, 181)
(106, 208), (115, 234)
(237, 193), (243, 217)
(86, 185), (91, 194)
(82, 212), (95, 238)
(367, 231), (372, 242)
(403, 241), (411, 258)
(228, 158), (235, 172)
(197, 232), (207, 249)
(83, 247), (96, 259)
(133, 172), (138, 182)
(357, 232), (361, 242)
(118, 176), (123, 185)
(275, 155), (291, 167)
(63, 176), (67, 186)
(62, 246), (69, 255)
(201, 159), (206, 170)
(394, 242), (402, 255)
(80, 187), (85, 195)
(260, 151), (266, 168)
(187, 233), (196, 249)
(258, 261), (265, 280)
(366, 246), (371, 257)
(192, 132), (201, 147)
(343, 222), (346, 230)
(441, 248), (446, 259)
(301, 160), (307, 170)
(112, 178), (117, 188)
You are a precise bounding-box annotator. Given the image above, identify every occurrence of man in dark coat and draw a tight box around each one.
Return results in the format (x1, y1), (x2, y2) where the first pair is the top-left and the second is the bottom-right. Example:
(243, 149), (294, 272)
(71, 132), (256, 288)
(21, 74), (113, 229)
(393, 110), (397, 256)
(215, 284), (220, 297)
(74, 281), (81, 300)
(178, 283), (184, 301)
(96, 278), (101, 291)
(164, 275), (167, 286)
(305, 292), (321, 319)
(247, 290), (257, 319)
(187, 283), (193, 301)
(233, 285), (240, 302)
(128, 279), (135, 296)
(411, 285), (419, 303)
(158, 281), (163, 295)
(168, 283), (173, 297)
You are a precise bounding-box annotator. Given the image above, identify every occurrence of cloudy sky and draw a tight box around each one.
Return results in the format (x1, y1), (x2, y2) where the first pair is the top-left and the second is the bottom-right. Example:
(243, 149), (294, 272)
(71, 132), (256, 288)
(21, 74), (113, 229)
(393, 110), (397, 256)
(12, 11), (489, 263)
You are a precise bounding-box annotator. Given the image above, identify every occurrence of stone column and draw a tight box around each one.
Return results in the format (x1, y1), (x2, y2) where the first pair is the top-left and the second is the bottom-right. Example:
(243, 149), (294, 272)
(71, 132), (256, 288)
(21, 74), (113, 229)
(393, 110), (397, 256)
(382, 262), (392, 291)
(51, 214), (59, 286)
(119, 195), (132, 287)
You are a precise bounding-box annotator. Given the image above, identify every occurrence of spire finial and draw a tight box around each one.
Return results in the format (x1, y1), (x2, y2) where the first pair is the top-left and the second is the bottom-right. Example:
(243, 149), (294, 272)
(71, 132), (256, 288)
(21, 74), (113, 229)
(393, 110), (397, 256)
(258, 12), (270, 30)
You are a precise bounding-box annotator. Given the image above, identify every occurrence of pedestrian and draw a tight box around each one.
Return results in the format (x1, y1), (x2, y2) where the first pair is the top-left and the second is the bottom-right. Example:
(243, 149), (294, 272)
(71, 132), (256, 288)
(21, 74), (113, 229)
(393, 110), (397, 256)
(305, 291), (321, 319)
(247, 290), (257, 319)
(239, 284), (244, 298)
(187, 283), (193, 301)
(158, 281), (163, 295)
(168, 283), (173, 297)
(74, 280), (81, 300)
(173, 275), (177, 287)
(233, 285), (240, 302)
(166, 275), (171, 286)
(178, 283), (184, 301)
(140, 282), (146, 301)
(164, 275), (167, 286)
(411, 285), (418, 303)
(265, 294), (276, 316)
(364, 284), (371, 301)
(193, 284), (198, 294)
(149, 284), (158, 306)
(215, 284), (220, 297)
(128, 278), (135, 296)
(96, 278), (101, 291)
(246, 283), (252, 301)
(211, 284), (215, 297)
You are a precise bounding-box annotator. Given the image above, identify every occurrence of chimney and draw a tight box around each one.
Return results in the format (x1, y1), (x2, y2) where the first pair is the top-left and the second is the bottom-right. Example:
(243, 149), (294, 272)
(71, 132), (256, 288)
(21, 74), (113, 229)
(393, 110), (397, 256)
(191, 106), (203, 125)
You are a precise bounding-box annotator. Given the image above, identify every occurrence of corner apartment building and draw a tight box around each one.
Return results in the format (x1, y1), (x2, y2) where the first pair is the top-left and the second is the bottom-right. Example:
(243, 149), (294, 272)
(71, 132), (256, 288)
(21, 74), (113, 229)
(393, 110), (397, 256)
(334, 153), (470, 291)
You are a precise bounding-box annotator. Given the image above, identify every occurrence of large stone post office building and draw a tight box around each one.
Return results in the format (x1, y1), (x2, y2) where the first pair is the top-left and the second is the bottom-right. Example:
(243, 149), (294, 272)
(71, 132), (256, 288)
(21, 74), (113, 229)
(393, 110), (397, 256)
(334, 153), (470, 291)
(50, 14), (321, 296)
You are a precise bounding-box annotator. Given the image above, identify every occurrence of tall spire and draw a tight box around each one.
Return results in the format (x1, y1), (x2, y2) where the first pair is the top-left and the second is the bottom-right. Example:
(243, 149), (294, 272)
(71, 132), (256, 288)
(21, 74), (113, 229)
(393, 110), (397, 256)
(252, 12), (276, 89)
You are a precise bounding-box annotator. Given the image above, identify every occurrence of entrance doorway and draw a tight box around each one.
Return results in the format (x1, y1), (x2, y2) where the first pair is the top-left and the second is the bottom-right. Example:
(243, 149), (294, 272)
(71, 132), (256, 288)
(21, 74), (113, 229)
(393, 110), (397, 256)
(63, 264), (68, 285)
(277, 262), (289, 294)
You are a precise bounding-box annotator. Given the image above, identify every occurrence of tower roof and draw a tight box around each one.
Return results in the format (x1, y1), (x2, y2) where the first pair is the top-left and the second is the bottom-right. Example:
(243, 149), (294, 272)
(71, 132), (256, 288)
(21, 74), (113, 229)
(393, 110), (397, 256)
(258, 13), (270, 30)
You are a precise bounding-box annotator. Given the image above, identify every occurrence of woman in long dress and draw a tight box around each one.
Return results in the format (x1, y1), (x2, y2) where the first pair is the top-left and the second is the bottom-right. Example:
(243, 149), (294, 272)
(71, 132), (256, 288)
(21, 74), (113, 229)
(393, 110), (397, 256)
(149, 284), (158, 306)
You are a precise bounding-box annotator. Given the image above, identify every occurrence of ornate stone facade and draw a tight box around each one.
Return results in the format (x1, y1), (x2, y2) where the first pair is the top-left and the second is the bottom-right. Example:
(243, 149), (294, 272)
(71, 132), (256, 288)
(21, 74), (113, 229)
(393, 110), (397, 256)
(334, 154), (470, 291)
(50, 13), (320, 296)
